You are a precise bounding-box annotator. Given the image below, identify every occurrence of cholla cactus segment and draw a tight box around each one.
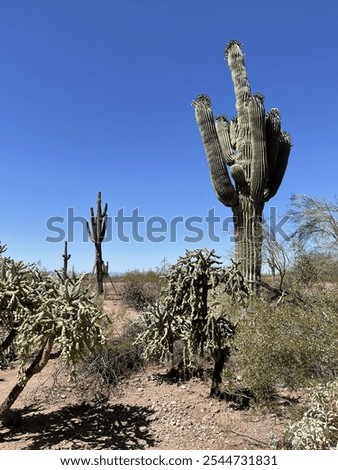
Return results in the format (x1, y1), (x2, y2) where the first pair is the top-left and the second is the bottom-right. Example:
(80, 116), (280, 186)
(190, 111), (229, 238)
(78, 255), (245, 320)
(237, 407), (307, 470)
(193, 96), (239, 207)
(249, 94), (268, 202)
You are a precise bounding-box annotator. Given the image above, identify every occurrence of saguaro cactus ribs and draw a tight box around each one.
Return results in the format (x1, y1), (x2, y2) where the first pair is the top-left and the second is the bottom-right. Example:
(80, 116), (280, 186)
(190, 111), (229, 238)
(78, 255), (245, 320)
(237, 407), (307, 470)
(86, 192), (108, 294)
(192, 40), (292, 290)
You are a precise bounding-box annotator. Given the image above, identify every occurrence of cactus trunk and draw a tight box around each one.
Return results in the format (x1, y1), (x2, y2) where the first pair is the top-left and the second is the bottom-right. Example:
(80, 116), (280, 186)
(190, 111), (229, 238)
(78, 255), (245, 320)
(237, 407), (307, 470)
(193, 41), (291, 292)
(0, 337), (54, 421)
(95, 242), (104, 295)
(233, 196), (264, 291)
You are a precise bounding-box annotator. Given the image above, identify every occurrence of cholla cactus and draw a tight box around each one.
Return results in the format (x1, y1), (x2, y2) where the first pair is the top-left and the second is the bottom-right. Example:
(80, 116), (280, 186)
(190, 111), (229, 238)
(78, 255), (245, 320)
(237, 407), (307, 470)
(136, 248), (246, 396)
(275, 380), (338, 449)
(192, 41), (292, 291)
(0, 247), (107, 421)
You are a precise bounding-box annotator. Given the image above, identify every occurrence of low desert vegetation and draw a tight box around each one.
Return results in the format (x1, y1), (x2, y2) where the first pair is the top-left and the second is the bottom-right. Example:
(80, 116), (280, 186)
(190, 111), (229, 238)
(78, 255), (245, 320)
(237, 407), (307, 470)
(120, 269), (164, 311)
(271, 380), (338, 450)
(1, 196), (338, 450)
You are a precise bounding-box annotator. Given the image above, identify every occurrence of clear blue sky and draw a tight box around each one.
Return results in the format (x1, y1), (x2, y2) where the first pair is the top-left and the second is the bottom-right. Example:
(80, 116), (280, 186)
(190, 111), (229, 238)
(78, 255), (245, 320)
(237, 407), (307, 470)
(1, 0), (337, 273)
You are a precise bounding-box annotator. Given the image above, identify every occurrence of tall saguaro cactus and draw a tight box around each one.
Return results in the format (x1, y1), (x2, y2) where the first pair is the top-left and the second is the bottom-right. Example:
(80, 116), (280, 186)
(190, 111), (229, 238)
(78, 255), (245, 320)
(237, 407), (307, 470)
(192, 40), (292, 291)
(86, 192), (108, 294)
(62, 241), (71, 280)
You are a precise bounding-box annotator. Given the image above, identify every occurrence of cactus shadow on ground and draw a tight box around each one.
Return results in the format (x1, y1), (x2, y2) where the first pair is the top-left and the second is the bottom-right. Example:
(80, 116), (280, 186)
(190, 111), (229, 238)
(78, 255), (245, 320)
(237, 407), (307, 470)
(0, 403), (156, 450)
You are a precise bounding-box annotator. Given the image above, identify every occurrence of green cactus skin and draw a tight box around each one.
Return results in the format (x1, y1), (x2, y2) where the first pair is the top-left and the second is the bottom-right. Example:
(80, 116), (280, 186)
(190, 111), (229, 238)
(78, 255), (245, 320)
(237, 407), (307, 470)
(192, 95), (239, 207)
(229, 117), (239, 149)
(215, 115), (235, 165)
(193, 41), (292, 291)
(230, 163), (246, 187)
(86, 192), (108, 294)
(62, 241), (71, 280)
(249, 94), (268, 202)
(266, 108), (281, 180)
(264, 131), (292, 202)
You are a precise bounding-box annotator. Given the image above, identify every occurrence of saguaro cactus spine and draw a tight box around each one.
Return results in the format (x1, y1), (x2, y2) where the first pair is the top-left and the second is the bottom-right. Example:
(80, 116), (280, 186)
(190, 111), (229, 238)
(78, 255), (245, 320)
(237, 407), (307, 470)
(192, 40), (292, 291)
(86, 192), (108, 294)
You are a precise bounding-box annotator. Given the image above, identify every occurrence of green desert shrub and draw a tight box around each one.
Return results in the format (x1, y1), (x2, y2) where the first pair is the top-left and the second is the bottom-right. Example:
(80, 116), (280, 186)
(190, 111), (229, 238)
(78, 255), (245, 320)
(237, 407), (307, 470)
(274, 380), (338, 449)
(232, 286), (338, 399)
(120, 269), (164, 311)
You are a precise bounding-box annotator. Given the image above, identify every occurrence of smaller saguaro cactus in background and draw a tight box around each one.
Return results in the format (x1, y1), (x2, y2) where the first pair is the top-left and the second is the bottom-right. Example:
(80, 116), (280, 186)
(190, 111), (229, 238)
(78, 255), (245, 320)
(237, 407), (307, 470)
(192, 40), (292, 292)
(62, 241), (71, 280)
(86, 192), (108, 294)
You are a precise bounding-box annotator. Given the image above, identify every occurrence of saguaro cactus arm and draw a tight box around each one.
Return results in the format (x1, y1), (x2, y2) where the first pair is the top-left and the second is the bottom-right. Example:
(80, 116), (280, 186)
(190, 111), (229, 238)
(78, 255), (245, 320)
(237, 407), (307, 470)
(249, 94), (268, 202)
(264, 132), (292, 201)
(215, 116), (235, 165)
(225, 40), (251, 127)
(192, 95), (239, 207)
(265, 108), (281, 179)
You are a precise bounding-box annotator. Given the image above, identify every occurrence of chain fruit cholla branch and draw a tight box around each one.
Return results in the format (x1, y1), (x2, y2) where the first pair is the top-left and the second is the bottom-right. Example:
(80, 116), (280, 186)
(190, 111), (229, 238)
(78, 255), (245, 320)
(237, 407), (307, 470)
(136, 248), (248, 397)
(192, 40), (292, 291)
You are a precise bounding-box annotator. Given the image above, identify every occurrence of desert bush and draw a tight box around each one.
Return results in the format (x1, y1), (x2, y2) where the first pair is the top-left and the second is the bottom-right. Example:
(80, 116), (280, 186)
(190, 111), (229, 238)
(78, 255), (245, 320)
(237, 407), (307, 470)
(233, 286), (338, 400)
(82, 318), (145, 388)
(120, 269), (164, 311)
(288, 194), (338, 253)
(273, 380), (338, 449)
(290, 250), (338, 286)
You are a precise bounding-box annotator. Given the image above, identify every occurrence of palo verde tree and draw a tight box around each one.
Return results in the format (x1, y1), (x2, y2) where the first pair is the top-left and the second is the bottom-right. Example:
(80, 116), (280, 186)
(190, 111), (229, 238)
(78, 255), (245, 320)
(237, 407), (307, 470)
(192, 41), (292, 292)
(137, 248), (248, 397)
(288, 194), (338, 252)
(0, 245), (107, 422)
(86, 192), (108, 294)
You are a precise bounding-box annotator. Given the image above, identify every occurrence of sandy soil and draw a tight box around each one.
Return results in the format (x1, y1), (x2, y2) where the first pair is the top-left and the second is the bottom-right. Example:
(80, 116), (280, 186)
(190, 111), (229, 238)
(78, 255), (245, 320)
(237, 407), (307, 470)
(0, 358), (302, 450)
